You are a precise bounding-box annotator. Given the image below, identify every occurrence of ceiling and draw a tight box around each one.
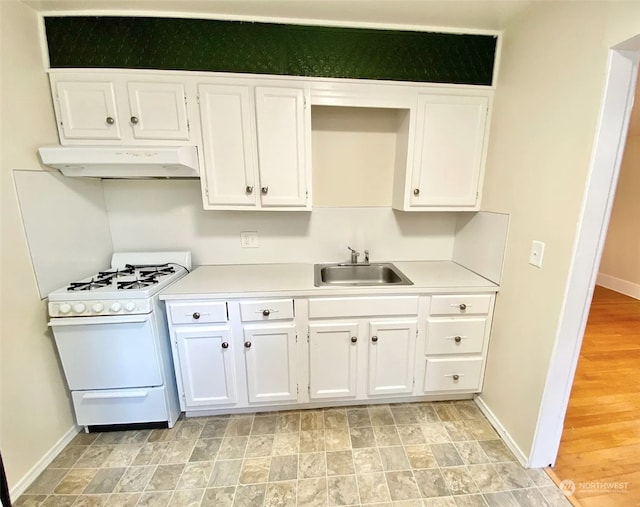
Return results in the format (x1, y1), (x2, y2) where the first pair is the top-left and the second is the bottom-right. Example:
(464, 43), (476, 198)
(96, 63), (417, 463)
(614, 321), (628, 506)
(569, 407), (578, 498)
(23, 0), (532, 31)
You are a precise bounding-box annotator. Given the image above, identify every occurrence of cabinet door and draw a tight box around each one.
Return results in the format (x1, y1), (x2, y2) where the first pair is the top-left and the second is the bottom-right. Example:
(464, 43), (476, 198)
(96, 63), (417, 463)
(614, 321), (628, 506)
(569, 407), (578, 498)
(174, 325), (237, 408)
(368, 319), (417, 396)
(254, 86), (310, 208)
(411, 94), (488, 208)
(308, 321), (358, 400)
(127, 81), (190, 140)
(199, 84), (258, 207)
(54, 80), (122, 140)
(243, 323), (298, 404)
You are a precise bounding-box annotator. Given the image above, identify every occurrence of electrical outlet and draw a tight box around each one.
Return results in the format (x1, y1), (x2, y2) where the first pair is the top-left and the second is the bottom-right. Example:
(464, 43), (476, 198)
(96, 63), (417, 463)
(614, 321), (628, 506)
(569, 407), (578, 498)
(529, 240), (545, 267)
(240, 231), (258, 248)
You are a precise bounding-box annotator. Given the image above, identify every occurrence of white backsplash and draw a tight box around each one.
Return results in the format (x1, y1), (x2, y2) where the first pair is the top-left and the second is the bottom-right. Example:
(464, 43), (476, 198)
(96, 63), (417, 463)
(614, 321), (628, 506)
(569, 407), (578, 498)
(103, 179), (458, 266)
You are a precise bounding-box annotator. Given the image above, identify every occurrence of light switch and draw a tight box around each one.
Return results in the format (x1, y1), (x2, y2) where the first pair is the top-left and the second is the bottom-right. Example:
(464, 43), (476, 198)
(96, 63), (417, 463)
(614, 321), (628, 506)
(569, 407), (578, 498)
(240, 231), (258, 248)
(529, 240), (545, 267)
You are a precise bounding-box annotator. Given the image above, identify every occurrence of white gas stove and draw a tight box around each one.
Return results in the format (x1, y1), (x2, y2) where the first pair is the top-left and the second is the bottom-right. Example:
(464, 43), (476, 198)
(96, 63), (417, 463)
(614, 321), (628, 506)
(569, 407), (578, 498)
(47, 251), (191, 430)
(48, 251), (190, 317)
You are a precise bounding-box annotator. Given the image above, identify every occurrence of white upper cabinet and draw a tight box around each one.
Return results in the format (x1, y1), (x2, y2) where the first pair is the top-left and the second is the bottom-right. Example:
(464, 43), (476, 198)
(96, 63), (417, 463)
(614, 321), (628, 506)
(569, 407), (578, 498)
(393, 92), (491, 211)
(126, 81), (190, 140)
(254, 86), (310, 208)
(199, 81), (311, 211)
(50, 72), (192, 145)
(54, 80), (122, 140)
(198, 84), (258, 207)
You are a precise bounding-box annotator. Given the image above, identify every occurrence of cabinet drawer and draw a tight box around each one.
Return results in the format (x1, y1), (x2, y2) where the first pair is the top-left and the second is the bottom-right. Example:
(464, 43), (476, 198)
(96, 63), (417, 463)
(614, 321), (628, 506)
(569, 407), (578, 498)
(424, 357), (483, 392)
(169, 302), (227, 324)
(429, 294), (492, 316)
(240, 299), (294, 322)
(72, 386), (168, 426)
(309, 296), (419, 319)
(426, 318), (486, 355)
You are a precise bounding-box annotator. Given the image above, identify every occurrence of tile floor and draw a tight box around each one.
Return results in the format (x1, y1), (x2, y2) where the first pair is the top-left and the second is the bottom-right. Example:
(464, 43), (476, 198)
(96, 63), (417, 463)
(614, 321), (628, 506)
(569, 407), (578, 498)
(15, 401), (572, 506)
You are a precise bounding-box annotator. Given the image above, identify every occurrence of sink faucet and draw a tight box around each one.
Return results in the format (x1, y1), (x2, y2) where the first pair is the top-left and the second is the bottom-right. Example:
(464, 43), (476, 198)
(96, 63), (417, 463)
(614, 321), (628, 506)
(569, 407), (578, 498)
(347, 246), (360, 264)
(347, 247), (370, 265)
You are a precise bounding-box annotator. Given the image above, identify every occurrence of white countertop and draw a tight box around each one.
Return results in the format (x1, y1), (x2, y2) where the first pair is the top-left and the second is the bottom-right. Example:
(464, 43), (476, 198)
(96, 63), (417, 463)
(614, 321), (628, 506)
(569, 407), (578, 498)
(160, 261), (498, 300)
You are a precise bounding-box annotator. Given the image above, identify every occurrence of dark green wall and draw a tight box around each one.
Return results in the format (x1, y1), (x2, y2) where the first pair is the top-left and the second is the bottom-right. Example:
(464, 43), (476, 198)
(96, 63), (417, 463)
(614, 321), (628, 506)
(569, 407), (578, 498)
(45, 16), (497, 86)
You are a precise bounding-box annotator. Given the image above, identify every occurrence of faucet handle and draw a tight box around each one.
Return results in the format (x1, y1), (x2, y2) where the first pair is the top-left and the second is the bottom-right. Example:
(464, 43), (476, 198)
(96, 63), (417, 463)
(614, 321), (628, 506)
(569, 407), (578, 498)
(364, 250), (370, 263)
(347, 246), (359, 264)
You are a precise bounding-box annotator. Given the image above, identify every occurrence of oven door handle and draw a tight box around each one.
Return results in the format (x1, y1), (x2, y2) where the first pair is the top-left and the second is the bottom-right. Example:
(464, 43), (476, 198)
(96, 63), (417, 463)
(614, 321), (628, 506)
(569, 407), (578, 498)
(48, 314), (151, 327)
(82, 390), (149, 400)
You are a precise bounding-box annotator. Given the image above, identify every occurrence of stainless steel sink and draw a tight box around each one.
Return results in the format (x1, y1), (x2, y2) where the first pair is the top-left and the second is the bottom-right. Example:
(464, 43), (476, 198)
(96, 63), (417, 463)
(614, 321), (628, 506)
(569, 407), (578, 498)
(314, 262), (413, 287)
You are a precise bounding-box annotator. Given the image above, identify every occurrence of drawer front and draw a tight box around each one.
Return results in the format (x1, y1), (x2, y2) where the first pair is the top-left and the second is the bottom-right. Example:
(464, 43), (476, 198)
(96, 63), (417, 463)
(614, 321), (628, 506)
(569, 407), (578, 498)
(430, 294), (492, 316)
(426, 318), (487, 355)
(424, 357), (483, 392)
(169, 301), (227, 324)
(72, 386), (168, 426)
(309, 296), (419, 319)
(240, 299), (294, 322)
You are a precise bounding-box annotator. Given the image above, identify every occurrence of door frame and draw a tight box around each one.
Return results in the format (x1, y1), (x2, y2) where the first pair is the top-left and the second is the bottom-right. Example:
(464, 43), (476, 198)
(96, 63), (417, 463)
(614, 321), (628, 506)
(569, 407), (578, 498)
(528, 36), (640, 467)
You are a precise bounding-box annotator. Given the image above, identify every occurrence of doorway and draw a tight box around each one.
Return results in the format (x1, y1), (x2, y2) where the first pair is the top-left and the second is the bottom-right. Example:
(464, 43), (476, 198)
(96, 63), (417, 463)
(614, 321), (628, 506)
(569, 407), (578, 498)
(529, 37), (640, 467)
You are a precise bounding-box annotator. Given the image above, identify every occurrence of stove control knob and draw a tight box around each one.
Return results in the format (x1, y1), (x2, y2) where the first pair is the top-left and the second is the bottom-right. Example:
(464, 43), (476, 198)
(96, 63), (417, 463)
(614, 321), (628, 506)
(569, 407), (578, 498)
(72, 303), (86, 314)
(92, 303), (104, 313)
(124, 302), (136, 312)
(110, 302), (122, 313)
(59, 303), (71, 315)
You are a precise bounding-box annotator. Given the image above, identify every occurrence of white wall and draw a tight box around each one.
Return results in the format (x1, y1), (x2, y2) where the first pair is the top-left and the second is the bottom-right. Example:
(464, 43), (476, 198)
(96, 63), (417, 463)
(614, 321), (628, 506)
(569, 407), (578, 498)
(0, 0), (79, 494)
(103, 179), (457, 265)
(479, 1), (640, 460)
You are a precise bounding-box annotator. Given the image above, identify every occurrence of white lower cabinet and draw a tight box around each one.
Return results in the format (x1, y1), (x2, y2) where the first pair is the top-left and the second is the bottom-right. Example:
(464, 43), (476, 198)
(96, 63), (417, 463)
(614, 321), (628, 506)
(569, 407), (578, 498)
(165, 292), (495, 414)
(308, 321), (358, 400)
(307, 296), (420, 401)
(368, 319), (417, 396)
(174, 325), (237, 409)
(243, 323), (298, 404)
(423, 294), (495, 394)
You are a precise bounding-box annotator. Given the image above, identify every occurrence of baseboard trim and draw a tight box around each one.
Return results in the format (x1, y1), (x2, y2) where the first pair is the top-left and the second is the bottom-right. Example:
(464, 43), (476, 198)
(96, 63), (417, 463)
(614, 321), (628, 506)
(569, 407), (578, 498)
(10, 424), (80, 501)
(474, 395), (529, 467)
(596, 273), (640, 300)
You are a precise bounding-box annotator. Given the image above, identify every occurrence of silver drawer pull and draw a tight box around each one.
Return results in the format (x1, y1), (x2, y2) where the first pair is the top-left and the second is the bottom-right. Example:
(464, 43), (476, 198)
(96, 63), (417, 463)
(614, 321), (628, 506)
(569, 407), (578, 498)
(445, 373), (464, 381)
(450, 303), (471, 310)
(83, 390), (148, 399)
(256, 309), (278, 316)
(186, 312), (210, 319)
(447, 335), (466, 343)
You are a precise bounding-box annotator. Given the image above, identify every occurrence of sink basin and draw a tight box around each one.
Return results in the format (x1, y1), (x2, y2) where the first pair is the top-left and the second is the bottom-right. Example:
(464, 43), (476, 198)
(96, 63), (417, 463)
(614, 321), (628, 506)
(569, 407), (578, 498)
(314, 262), (413, 287)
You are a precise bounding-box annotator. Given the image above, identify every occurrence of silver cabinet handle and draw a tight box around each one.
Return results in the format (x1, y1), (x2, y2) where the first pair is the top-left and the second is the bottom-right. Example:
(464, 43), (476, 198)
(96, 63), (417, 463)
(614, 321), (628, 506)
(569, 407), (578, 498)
(459, 304), (467, 310)
(130, 116), (139, 124)
(244, 341), (252, 348)
(452, 374), (460, 381)
(221, 342), (229, 349)
(371, 335), (378, 343)
(261, 186), (269, 195)
(106, 116), (115, 125)
(454, 336), (462, 343)
(351, 336), (358, 343)
(246, 186), (254, 194)
(192, 312), (200, 320)
(413, 188), (420, 196)
(262, 309), (270, 317)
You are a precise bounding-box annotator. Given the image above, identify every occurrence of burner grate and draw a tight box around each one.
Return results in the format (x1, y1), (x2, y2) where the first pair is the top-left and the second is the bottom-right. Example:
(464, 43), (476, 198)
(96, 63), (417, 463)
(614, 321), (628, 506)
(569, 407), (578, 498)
(67, 278), (111, 291)
(117, 277), (158, 290)
(97, 267), (135, 280)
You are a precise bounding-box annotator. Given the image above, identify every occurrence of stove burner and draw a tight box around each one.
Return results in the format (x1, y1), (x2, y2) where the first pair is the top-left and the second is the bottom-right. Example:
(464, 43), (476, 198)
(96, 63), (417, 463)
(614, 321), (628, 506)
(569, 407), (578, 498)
(139, 265), (176, 278)
(67, 278), (112, 291)
(117, 277), (158, 290)
(97, 267), (135, 280)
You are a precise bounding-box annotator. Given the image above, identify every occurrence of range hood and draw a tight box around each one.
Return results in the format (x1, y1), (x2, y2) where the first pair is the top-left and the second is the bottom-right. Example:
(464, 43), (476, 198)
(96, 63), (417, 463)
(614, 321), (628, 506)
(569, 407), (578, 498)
(38, 145), (200, 178)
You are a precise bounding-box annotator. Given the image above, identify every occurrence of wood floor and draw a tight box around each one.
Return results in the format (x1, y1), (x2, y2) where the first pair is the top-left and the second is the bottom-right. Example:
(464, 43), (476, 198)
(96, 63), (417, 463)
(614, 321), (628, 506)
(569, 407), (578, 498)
(551, 286), (640, 507)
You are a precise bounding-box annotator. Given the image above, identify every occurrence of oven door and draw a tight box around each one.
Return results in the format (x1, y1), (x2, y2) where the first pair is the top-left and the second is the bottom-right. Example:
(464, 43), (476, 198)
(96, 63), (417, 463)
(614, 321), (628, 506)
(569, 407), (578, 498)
(49, 313), (163, 391)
